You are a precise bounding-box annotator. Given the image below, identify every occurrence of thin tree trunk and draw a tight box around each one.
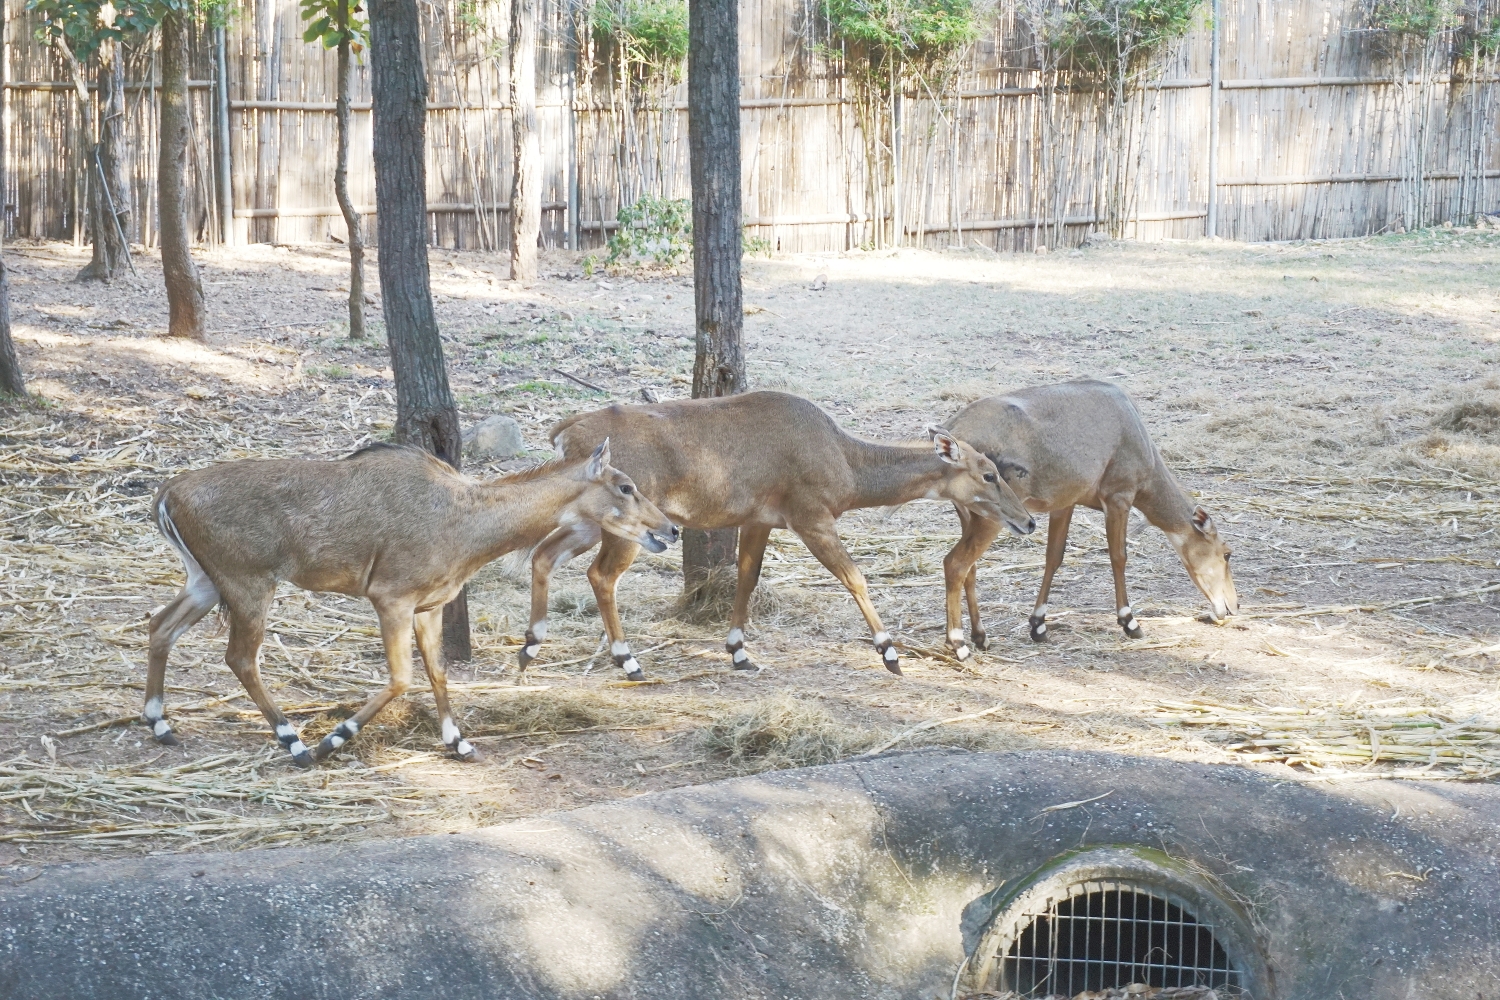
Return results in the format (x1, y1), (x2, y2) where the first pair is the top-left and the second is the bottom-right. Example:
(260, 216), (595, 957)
(510, 0), (541, 283)
(0, 73), (20, 397)
(55, 37), (128, 282)
(683, 0), (746, 594)
(335, 1), (365, 338)
(159, 13), (208, 340)
(370, 0), (471, 661)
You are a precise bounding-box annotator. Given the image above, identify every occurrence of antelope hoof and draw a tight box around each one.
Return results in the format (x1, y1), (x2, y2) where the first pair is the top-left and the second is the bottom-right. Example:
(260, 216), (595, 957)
(946, 630), (971, 661)
(1118, 608), (1144, 640)
(148, 718), (179, 746)
(972, 628), (988, 651)
(291, 747), (315, 769)
(726, 629), (756, 671)
(451, 740), (482, 762)
(1028, 615), (1049, 643)
(313, 719), (361, 762)
(518, 640), (541, 671)
(874, 632), (901, 675)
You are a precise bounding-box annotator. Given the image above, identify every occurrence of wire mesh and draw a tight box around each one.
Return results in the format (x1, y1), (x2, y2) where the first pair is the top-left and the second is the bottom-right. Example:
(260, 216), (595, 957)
(998, 880), (1241, 996)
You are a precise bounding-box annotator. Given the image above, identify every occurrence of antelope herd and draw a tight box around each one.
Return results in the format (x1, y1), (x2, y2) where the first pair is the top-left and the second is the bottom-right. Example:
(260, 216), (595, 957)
(144, 379), (1238, 766)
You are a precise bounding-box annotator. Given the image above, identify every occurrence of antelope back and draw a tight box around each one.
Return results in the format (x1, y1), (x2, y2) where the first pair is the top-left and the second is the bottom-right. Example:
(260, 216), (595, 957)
(549, 392), (859, 525)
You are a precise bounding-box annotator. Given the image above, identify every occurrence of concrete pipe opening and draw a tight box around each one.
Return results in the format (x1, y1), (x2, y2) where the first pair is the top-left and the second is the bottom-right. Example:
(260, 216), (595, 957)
(960, 847), (1272, 999)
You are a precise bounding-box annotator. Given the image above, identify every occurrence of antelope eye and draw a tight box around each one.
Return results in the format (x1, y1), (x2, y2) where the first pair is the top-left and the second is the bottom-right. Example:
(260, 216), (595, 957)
(983, 473), (997, 483)
(1225, 551), (1232, 563)
(620, 483), (635, 495)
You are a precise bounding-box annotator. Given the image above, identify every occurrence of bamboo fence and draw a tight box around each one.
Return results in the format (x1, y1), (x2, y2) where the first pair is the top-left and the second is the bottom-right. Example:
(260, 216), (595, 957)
(1, 0), (1497, 254)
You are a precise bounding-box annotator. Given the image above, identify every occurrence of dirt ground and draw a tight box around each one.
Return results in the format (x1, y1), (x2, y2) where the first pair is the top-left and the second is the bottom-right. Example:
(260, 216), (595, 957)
(2, 229), (1498, 863)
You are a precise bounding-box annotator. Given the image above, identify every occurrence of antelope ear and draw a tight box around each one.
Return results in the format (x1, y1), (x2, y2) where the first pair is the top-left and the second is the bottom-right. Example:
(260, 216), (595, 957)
(928, 425), (964, 466)
(586, 438), (611, 481)
(1191, 506), (1217, 538)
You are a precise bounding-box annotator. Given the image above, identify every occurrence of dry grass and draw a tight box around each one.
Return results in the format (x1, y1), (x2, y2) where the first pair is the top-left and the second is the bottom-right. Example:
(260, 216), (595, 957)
(700, 694), (865, 771)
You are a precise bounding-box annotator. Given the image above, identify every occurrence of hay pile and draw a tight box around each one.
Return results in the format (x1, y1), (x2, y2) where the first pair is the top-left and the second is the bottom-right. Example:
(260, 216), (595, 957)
(1153, 700), (1500, 779)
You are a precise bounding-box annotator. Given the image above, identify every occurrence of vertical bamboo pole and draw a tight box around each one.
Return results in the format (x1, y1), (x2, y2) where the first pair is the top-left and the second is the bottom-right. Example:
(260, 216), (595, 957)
(1206, 0), (1220, 238)
(565, 0), (579, 250)
(215, 27), (234, 245)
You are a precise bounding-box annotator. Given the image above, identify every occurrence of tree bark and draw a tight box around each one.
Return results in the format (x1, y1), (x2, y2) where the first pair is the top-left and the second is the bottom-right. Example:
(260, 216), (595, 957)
(0, 75), (20, 397)
(159, 13), (208, 340)
(335, 0), (366, 338)
(509, 0), (541, 284)
(683, 0), (746, 593)
(79, 40), (132, 282)
(370, 0), (471, 661)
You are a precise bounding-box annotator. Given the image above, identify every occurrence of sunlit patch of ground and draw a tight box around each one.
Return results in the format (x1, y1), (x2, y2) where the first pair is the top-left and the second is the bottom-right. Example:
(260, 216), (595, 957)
(2, 229), (1498, 862)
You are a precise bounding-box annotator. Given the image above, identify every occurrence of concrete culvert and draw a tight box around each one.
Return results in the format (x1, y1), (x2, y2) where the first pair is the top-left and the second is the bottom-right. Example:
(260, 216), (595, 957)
(958, 846), (1268, 999)
(5, 751), (1500, 999)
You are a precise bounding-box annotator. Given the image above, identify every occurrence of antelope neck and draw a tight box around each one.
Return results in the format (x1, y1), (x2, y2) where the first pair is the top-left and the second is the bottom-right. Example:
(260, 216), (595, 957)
(844, 439), (947, 510)
(1134, 462), (1196, 534)
(465, 473), (589, 563)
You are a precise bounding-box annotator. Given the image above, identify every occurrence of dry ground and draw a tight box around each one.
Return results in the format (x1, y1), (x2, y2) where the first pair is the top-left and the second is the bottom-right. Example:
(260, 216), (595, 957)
(2, 229), (1499, 863)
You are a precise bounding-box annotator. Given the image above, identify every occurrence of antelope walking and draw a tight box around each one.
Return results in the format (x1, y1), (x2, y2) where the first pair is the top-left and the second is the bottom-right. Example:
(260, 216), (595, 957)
(518, 391), (1035, 678)
(145, 441), (676, 767)
(940, 379), (1237, 656)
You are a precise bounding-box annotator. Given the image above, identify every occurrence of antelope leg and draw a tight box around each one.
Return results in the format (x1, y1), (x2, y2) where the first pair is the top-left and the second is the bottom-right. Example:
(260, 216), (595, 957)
(412, 606), (478, 761)
(312, 596), (415, 762)
(522, 522), (602, 671)
(143, 578), (220, 746)
(943, 506), (1002, 660)
(1030, 506), (1074, 643)
(1104, 496), (1143, 639)
(587, 533), (645, 680)
(793, 519), (900, 675)
(221, 590), (313, 768)
(725, 524), (772, 670)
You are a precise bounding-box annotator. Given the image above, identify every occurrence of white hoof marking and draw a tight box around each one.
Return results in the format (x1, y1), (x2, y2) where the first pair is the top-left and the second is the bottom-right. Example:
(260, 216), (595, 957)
(523, 644), (540, 659)
(947, 629), (964, 644)
(611, 641), (632, 657)
(1035, 623), (1048, 635)
(289, 741), (309, 757)
(442, 719), (461, 745)
(343, 719), (360, 736)
(955, 645), (971, 661)
(531, 621), (548, 640)
(144, 697), (163, 720)
(456, 740), (475, 757)
(873, 631), (891, 647)
(622, 658), (641, 674)
(732, 648), (750, 664)
(152, 719), (172, 737)
(883, 647), (899, 663)
(327, 734), (345, 748)
(276, 723), (297, 741)
(1118, 605), (1132, 617)
(726, 628), (744, 647)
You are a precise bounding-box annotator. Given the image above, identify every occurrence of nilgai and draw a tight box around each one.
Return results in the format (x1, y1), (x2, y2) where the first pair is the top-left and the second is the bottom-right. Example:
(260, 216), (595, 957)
(940, 379), (1237, 656)
(145, 441), (677, 767)
(518, 391), (1036, 678)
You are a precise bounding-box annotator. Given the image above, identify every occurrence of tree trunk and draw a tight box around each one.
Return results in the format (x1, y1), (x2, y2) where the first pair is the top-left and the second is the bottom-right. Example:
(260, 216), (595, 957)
(159, 13), (208, 340)
(370, 0), (471, 661)
(0, 253), (20, 397)
(509, 0), (541, 284)
(0, 78), (19, 397)
(335, 1), (365, 339)
(79, 41), (132, 282)
(683, 0), (746, 595)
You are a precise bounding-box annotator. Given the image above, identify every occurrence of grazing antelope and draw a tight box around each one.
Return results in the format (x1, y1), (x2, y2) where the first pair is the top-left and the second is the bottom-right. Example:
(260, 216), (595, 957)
(518, 391), (1036, 678)
(145, 441), (676, 767)
(940, 379), (1237, 656)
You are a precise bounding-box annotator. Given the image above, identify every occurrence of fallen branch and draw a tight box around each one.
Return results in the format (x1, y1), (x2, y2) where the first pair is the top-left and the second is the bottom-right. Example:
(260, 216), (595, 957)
(857, 704), (1008, 757)
(553, 367), (606, 392)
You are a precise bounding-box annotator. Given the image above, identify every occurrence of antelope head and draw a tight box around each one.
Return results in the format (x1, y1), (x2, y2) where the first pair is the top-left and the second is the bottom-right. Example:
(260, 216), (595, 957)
(927, 425), (1036, 536)
(573, 439), (680, 553)
(1170, 506), (1238, 621)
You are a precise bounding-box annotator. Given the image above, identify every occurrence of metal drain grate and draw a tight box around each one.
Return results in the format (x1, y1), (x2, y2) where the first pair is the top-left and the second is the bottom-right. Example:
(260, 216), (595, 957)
(998, 880), (1241, 996)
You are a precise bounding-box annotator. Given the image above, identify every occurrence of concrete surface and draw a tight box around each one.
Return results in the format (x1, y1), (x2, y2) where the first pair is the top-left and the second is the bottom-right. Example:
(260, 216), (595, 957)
(2, 750), (1498, 999)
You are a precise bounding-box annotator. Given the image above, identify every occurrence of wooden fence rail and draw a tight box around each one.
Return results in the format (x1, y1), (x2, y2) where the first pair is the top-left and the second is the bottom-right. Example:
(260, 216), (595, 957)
(3, 0), (1497, 254)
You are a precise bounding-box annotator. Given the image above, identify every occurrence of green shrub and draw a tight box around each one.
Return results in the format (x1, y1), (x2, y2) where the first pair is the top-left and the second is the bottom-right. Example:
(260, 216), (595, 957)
(1365, 0), (1462, 36)
(589, 0), (688, 78)
(606, 195), (693, 267)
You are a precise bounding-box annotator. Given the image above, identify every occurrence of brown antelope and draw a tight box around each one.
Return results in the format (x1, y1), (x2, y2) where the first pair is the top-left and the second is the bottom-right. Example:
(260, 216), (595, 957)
(145, 441), (677, 767)
(517, 391), (1036, 678)
(940, 379), (1238, 656)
